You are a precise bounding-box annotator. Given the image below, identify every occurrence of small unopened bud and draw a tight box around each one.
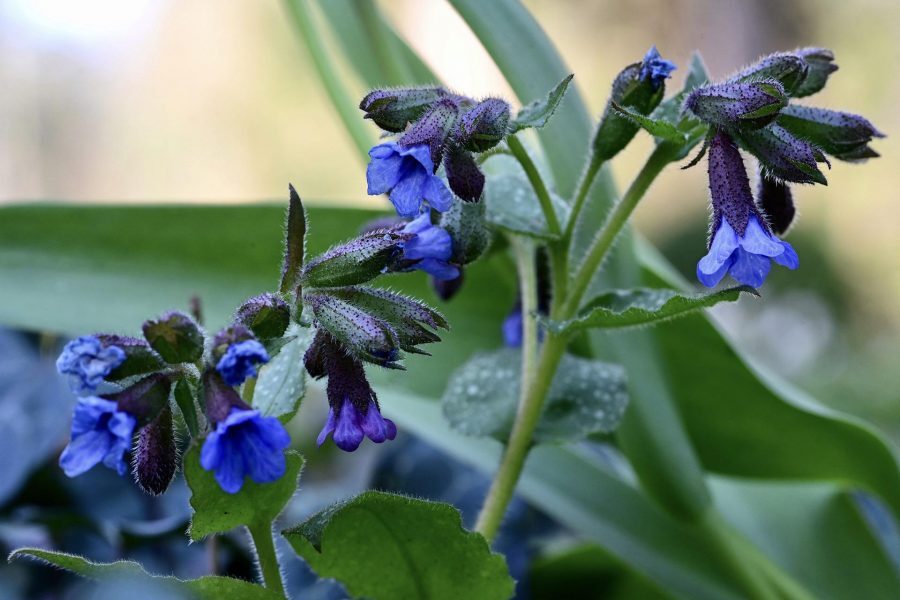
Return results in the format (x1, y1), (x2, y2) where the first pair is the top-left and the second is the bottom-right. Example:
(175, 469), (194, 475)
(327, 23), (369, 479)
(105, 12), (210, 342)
(778, 105), (883, 161)
(685, 80), (788, 130)
(443, 147), (485, 202)
(303, 328), (329, 379)
(96, 335), (165, 381)
(728, 53), (808, 94)
(142, 311), (204, 364)
(758, 177), (796, 235)
(111, 372), (172, 426)
(306, 292), (402, 368)
(236, 293), (290, 340)
(439, 198), (492, 265)
(735, 124), (829, 185)
(202, 369), (250, 424)
(280, 184), (308, 296)
(432, 269), (465, 301)
(398, 98), (459, 166)
(301, 231), (409, 289)
(360, 86), (449, 133)
(133, 404), (177, 496)
(456, 98), (511, 152)
(794, 48), (837, 97)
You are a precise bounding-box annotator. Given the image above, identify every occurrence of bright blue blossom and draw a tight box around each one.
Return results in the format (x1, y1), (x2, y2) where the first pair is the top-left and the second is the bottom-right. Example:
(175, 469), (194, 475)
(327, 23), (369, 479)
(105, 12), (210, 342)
(200, 407), (291, 494)
(216, 340), (269, 386)
(640, 46), (676, 88)
(56, 336), (126, 394)
(367, 142), (453, 218)
(399, 213), (460, 281)
(59, 396), (136, 477)
(317, 399), (397, 453)
(502, 308), (523, 348)
(697, 215), (798, 287)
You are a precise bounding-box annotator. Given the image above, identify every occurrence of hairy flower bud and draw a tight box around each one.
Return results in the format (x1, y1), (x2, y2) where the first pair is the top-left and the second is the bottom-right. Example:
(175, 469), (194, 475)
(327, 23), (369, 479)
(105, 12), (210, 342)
(211, 324), (255, 363)
(301, 231), (409, 288)
(96, 335), (166, 381)
(728, 53), (808, 94)
(793, 48), (837, 97)
(111, 372), (173, 426)
(142, 311), (204, 364)
(443, 146), (486, 202)
(758, 177), (796, 235)
(734, 124), (829, 185)
(456, 98), (511, 152)
(202, 368), (250, 424)
(684, 80), (788, 130)
(307, 292), (402, 368)
(777, 105), (884, 161)
(432, 269), (466, 301)
(236, 293), (290, 340)
(439, 198), (492, 265)
(359, 86), (450, 133)
(398, 98), (459, 166)
(133, 404), (177, 496)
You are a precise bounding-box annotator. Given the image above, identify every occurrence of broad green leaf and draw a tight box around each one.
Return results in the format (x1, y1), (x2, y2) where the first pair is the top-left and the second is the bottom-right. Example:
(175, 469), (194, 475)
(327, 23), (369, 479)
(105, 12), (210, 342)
(545, 286), (756, 334)
(282, 491), (514, 600)
(252, 323), (310, 420)
(483, 172), (569, 240)
(9, 548), (282, 599)
(510, 74), (574, 132)
(174, 377), (200, 438)
(184, 446), (303, 540)
(442, 349), (628, 443)
(610, 102), (687, 143)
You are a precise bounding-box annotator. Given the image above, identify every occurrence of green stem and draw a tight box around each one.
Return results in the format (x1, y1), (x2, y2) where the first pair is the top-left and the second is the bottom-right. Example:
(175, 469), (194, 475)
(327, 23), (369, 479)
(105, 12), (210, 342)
(511, 236), (538, 393)
(563, 145), (671, 316)
(474, 333), (568, 541)
(698, 512), (779, 600)
(248, 522), (286, 597)
(507, 135), (561, 237)
(283, 0), (374, 162)
(356, 0), (415, 84)
(563, 153), (604, 242)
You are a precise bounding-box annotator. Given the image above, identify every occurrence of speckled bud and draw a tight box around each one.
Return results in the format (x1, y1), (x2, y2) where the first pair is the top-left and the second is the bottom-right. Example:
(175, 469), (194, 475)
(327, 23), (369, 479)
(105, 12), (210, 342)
(758, 177), (796, 235)
(398, 98), (459, 166)
(142, 311), (204, 364)
(456, 98), (511, 152)
(734, 124), (828, 185)
(431, 269), (465, 301)
(301, 231), (409, 289)
(778, 105), (883, 161)
(211, 324), (255, 364)
(794, 48), (837, 97)
(306, 292), (402, 368)
(439, 198), (492, 265)
(96, 334), (166, 381)
(360, 87), (450, 133)
(443, 146), (485, 202)
(707, 131), (758, 237)
(684, 80), (788, 130)
(133, 404), (177, 496)
(236, 293), (290, 340)
(728, 53), (808, 95)
(111, 372), (172, 426)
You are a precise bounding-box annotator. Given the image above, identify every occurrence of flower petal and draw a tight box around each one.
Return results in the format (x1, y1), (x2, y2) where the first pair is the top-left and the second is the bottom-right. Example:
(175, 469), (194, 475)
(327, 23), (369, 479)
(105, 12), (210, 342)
(333, 401), (364, 452)
(59, 430), (112, 477)
(213, 436), (246, 494)
(773, 240), (800, 269)
(316, 408), (337, 447)
(414, 258), (460, 281)
(389, 169), (428, 218)
(738, 216), (785, 257)
(696, 254), (734, 288)
(360, 400), (391, 443)
(423, 175), (454, 212)
(397, 143), (434, 172)
(698, 220), (739, 275)
(366, 152), (404, 195)
(729, 248), (772, 287)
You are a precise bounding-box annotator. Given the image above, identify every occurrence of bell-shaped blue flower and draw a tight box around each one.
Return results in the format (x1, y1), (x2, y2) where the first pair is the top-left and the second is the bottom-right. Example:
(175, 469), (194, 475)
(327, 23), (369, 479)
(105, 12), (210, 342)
(398, 213), (460, 281)
(200, 407), (291, 494)
(697, 131), (799, 288)
(317, 399), (397, 453)
(59, 396), (136, 477)
(367, 142), (453, 218)
(639, 46), (676, 89)
(57, 336), (126, 394)
(216, 340), (269, 386)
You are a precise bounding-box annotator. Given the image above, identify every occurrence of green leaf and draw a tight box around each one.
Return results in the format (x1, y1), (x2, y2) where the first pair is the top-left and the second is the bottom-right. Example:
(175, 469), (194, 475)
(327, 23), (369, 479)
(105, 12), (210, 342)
(442, 348), (627, 443)
(184, 446), (303, 540)
(279, 184), (307, 295)
(483, 171), (569, 240)
(9, 548), (282, 599)
(282, 491), (514, 600)
(510, 74), (574, 132)
(252, 323), (310, 420)
(174, 377), (200, 437)
(610, 102), (687, 143)
(545, 286), (757, 334)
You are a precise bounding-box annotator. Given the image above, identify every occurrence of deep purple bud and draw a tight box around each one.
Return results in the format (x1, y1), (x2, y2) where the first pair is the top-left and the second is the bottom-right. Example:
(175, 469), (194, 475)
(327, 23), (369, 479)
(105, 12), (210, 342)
(398, 98), (459, 166)
(303, 328), (329, 380)
(443, 147), (485, 202)
(301, 230), (410, 288)
(777, 105), (884, 161)
(794, 48), (838, 97)
(727, 53), (808, 94)
(758, 177), (796, 235)
(202, 369), (251, 425)
(307, 292), (402, 368)
(110, 372), (173, 426)
(236, 293), (290, 340)
(142, 311), (204, 364)
(431, 269), (465, 301)
(684, 80), (788, 130)
(360, 86), (450, 133)
(133, 404), (177, 496)
(456, 98), (511, 152)
(734, 124), (829, 185)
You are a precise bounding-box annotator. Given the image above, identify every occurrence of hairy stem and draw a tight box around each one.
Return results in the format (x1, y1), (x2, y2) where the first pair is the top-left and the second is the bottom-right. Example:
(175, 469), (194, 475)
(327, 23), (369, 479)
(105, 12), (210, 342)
(248, 522), (286, 598)
(507, 135), (561, 237)
(563, 153), (604, 242)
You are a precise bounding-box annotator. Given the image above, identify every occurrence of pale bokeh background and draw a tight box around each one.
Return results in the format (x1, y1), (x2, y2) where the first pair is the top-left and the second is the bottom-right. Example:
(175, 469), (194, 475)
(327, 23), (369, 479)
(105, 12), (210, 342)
(1, 0), (898, 434)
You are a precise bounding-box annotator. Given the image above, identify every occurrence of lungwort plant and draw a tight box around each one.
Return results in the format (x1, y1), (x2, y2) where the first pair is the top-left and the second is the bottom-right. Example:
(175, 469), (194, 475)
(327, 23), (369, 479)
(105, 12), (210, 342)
(4, 1), (895, 599)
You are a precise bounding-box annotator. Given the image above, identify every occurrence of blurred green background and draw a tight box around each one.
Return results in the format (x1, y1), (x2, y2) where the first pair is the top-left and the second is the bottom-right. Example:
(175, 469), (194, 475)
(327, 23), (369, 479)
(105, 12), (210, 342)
(0, 0), (897, 443)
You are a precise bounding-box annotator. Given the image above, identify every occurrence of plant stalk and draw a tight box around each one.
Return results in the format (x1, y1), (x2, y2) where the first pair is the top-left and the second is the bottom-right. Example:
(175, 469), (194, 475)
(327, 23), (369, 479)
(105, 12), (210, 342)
(563, 152), (604, 242)
(248, 522), (286, 598)
(507, 135), (561, 237)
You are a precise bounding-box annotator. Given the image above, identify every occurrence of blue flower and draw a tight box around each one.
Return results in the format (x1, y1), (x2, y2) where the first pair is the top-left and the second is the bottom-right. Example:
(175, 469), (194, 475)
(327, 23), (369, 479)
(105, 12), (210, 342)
(399, 213), (460, 281)
(59, 396), (136, 477)
(697, 215), (799, 287)
(502, 308), (524, 348)
(367, 142), (453, 218)
(216, 340), (269, 386)
(317, 399), (397, 453)
(56, 336), (126, 394)
(200, 407), (291, 494)
(640, 46), (676, 88)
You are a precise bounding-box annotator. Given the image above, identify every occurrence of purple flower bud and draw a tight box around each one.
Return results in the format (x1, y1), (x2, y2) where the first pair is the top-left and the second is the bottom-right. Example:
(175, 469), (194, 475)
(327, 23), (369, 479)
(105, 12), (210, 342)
(359, 86), (450, 133)
(639, 46), (677, 89)
(236, 293), (290, 340)
(95, 335), (166, 381)
(431, 269), (465, 301)
(727, 53), (808, 94)
(443, 146), (486, 202)
(366, 141), (454, 218)
(456, 98), (511, 152)
(696, 131), (799, 288)
(202, 369), (249, 424)
(758, 177), (796, 235)
(111, 372), (173, 425)
(734, 124), (829, 185)
(216, 340), (269, 387)
(307, 292), (402, 368)
(794, 48), (837, 97)
(398, 98), (459, 166)
(57, 335), (126, 394)
(778, 105), (884, 161)
(133, 404), (177, 496)
(302, 229), (410, 288)
(59, 396), (136, 477)
(142, 311), (204, 364)
(684, 80), (788, 130)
